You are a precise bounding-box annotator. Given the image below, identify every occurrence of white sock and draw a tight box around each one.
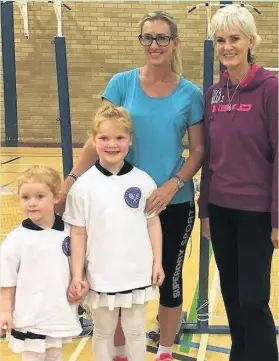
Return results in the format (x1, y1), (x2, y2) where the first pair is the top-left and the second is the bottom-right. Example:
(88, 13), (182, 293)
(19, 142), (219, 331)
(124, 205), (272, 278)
(157, 344), (172, 356)
(114, 345), (126, 357)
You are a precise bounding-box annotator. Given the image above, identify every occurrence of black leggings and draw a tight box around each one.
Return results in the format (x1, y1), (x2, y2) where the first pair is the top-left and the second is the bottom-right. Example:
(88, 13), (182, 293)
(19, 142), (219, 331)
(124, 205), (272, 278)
(159, 201), (195, 308)
(209, 204), (277, 361)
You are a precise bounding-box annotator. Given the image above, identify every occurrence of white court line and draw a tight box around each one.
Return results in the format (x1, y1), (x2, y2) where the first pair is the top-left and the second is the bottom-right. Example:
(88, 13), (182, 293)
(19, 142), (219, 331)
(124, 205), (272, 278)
(0, 190), (15, 194)
(0, 189), (16, 195)
(68, 336), (90, 361)
(196, 265), (220, 361)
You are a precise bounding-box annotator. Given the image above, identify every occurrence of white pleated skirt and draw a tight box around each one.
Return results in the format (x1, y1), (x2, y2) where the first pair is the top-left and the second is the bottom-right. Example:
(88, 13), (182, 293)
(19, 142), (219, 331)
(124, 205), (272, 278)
(7, 328), (73, 353)
(83, 286), (157, 315)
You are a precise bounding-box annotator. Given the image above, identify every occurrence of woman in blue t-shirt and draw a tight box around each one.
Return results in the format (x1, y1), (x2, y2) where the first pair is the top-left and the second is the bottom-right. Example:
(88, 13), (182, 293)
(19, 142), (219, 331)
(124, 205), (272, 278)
(60, 10), (204, 361)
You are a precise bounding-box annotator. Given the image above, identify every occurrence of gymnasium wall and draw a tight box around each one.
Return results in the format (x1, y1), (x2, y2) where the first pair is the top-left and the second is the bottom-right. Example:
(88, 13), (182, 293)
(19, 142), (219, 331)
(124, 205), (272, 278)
(0, 1), (278, 146)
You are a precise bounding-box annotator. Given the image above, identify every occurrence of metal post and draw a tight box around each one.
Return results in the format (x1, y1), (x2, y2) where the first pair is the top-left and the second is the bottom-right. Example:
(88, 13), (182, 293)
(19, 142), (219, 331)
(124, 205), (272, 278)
(54, 37), (73, 178)
(196, 39), (213, 330)
(1, 1), (18, 146)
(220, 0), (232, 7)
(16, 0), (29, 39)
(53, 1), (62, 37)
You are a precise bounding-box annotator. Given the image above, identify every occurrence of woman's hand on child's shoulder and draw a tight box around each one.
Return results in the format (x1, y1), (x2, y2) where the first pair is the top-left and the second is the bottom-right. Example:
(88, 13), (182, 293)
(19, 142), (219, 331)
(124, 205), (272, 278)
(67, 278), (89, 304)
(145, 179), (178, 216)
(152, 263), (165, 286)
(0, 311), (13, 335)
(55, 176), (76, 215)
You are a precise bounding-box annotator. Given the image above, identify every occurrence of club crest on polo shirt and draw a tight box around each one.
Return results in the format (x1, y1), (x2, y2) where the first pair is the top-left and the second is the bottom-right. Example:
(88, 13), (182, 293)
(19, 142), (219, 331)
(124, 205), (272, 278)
(62, 236), (71, 256)
(124, 187), (142, 208)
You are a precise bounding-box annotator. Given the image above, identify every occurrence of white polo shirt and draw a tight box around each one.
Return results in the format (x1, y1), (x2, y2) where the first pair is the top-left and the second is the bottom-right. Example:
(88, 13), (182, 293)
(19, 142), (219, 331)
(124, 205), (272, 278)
(0, 216), (81, 337)
(63, 161), (157, 293)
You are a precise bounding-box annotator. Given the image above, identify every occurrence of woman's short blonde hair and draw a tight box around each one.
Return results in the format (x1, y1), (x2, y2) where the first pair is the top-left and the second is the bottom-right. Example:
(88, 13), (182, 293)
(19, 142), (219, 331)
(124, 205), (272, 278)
(139, 10), (183, 75)
(92, 105), (132, 140)
(18, 165), (62, 197)
(210, 5), (262, 49)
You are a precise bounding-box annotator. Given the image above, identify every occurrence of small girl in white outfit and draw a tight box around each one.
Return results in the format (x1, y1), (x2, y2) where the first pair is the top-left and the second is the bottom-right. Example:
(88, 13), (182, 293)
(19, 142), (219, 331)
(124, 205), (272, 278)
(0, 166), (82, 361)
(63, 105), (165, 361)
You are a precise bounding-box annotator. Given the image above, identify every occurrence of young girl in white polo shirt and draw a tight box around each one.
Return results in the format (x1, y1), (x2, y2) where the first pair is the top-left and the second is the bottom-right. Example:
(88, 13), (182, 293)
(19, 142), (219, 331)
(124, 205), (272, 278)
(63, 105), (165, 361)
(0, 166), (82, 361)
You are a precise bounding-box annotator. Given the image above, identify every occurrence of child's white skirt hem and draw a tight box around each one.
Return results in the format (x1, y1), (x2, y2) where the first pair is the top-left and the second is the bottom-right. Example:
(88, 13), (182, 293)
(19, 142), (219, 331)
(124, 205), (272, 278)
(83, 285), (157, 313)
(7, 329), (72, 354)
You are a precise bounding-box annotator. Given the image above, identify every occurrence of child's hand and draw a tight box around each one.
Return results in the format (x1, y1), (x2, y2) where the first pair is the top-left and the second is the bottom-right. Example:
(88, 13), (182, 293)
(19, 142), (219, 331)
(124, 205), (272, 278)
(152, 263), (165, 286)
(79, 279), (90, 298)
(0, 312), (13, 335)
(67, 278), (89, 304)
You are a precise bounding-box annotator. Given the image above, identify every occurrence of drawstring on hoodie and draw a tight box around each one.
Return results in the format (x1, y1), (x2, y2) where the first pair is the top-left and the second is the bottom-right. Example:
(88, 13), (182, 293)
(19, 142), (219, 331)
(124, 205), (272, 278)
(226, 73), (248, 111)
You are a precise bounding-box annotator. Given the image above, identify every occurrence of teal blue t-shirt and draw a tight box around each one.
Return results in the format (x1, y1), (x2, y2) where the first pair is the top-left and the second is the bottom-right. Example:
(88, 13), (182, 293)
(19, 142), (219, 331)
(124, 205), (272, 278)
(102, 68), (204, 204)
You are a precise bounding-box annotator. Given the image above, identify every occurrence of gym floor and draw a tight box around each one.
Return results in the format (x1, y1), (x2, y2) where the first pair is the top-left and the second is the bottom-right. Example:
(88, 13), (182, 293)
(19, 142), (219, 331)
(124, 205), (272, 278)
(1, 147), (278, 361)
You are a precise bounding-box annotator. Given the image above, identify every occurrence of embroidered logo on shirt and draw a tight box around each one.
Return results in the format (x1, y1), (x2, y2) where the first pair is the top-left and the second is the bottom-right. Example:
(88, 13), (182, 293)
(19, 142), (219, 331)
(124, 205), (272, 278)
(211, 89), (224, 104)
(62, 236), (71, 256)
(124, 187), (141, 208)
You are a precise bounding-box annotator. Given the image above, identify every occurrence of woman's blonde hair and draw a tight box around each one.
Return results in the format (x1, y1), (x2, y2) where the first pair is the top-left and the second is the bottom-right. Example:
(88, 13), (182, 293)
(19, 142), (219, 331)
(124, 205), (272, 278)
(18, 165), (62, 197)
(92, 105), (132, 140)
(139, 10), (183, 75)
(210, 5), (262, 63)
